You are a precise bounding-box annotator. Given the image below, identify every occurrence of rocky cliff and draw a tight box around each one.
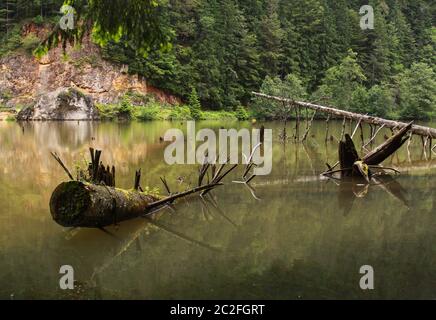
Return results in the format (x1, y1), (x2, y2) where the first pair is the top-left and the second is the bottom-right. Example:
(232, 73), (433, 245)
(0, 23), (180, 113)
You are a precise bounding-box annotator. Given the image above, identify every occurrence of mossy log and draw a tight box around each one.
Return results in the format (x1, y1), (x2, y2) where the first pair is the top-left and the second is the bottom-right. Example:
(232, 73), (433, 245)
(49, 148), (237, 229)
(50, 181), (159, 228)
(50, 180), (222, 228)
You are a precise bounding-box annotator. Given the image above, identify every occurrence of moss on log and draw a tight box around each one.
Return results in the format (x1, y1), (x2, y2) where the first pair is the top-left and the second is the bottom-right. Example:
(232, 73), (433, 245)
(50, 181), (158, 228)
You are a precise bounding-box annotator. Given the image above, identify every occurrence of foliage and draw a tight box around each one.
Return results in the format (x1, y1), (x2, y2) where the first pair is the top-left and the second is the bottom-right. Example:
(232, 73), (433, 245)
(21, 34), (40, 54)
(235, 106), (250, 121)
(201, 110), (238, 120)
(135, 104), (163, 121)
(0, 24), (22, 57)
(97, 0), (434, 115)
(252, 73), (308, 119)
(168, 105), (193, 121)
(5, 115), (17, 122)
(394, 63), (436, 120)
(350, 84), (394, 118)
(1, 0), (435, 119)
(187, 87), (202, 120)
(33, 0), (171, 58)
(0, 89), (14, 102)
(96, 97), (243, 121)
(313, 49), (366, 110)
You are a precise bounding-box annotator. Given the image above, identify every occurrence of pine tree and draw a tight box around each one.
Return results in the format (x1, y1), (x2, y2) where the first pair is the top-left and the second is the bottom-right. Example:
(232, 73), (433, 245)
(188, 87), (202, 120)
(0, 0), (16, 39)
(217, 0), (259, 107)
(358, 1), (395, 85)
(256, 0), (284, 78)
(388, 2), (416, 69)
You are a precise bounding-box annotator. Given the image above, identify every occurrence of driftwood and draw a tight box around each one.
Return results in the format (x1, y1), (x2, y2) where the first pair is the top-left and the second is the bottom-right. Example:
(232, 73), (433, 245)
(253, 92), (436, 139)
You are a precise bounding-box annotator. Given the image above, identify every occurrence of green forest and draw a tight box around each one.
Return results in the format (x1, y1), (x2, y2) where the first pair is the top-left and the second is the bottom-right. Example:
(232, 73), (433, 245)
(0, 0), (435, 120)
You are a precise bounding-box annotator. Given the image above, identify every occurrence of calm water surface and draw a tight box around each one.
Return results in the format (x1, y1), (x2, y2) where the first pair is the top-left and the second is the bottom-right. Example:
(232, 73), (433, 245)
(0, 120), (435, 299)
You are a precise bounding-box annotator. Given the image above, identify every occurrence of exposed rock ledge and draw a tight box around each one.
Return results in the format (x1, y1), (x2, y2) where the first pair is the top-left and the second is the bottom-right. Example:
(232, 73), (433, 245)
(17, 88), (99, 121)
(0, 23), (180, 109)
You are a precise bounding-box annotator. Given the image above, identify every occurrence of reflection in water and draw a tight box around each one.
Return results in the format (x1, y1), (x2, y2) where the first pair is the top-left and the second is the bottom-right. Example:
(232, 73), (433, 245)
(0, 120), (436, 299)
(335, 175), (410, 217)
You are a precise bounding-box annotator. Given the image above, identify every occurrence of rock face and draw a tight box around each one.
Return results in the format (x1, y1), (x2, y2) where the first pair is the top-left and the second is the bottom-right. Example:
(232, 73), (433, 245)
(0, 22), (180, 109)
(17, 88), (99, 120)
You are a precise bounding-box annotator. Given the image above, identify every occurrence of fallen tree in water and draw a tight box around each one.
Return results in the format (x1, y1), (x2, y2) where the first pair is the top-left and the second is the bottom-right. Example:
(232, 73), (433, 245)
(50, 180), (222, 228)
(49, 148), (241, 228)
(253, 92), (436, 139)
(323, 123), (413, 182)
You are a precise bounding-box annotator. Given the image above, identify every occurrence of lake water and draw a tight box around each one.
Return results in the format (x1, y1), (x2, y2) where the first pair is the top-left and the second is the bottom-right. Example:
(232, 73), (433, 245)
(0, 120), (435, 299)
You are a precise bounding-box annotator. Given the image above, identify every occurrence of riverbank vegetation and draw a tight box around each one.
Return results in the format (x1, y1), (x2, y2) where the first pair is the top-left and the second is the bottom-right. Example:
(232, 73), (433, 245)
(96, 91), (249, 121)
(0, 0), (435, 121)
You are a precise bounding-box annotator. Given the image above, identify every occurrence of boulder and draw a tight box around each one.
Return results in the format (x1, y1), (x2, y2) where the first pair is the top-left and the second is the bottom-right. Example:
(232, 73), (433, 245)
(17, 88), (100, 121)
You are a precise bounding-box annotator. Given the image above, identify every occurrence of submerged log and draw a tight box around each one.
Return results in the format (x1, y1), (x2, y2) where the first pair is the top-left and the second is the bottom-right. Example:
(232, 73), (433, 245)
(49, 148), (240, 228)
(50, 180), (221, 228)
(50, 181), (158, 228)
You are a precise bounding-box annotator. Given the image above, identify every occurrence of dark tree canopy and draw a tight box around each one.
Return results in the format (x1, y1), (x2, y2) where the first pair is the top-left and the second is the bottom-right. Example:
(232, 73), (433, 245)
(34, 0), (170, 56)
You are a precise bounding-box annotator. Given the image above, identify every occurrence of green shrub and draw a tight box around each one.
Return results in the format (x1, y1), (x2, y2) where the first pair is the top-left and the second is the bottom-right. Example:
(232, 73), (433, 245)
(235, 106), (250, 120)
(119, 102), (133, 117)
(168, 105), (193, 120)
(21, 34), (40, 54)
(32, 15), (45, 25)
(112, 95), (135, 119)
(97, 101), (253, 121)
(124, 91), (153, 106)
(96, 103), (120, 120)
(0, 90), (13, 102)
(135, 103), (162, 121)
(201, 110), (238, 120)
(5, 115), (16, 122)
(0, 26), (22, 57)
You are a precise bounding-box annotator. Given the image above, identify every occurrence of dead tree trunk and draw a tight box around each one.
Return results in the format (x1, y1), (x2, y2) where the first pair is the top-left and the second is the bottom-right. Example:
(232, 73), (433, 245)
(50, 181), (158, 228)
(50, 181), (222, 228)
(49, 148), (240, 229)
(325, 123), (412, 181)
(253, 92), (436, 139)
(363, 123), (412, 165)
